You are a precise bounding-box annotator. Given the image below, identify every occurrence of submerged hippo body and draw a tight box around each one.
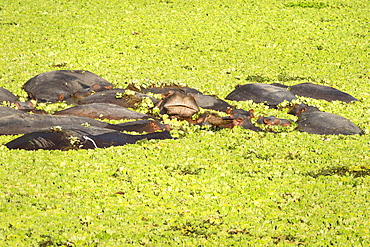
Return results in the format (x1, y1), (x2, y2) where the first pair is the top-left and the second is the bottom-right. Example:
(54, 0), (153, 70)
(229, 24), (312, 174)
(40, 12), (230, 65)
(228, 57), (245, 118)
(257, 116), (292, 126)
(192, 94), (232, 112)
(226, 108), (255, 119)
(0, 106), (129, 135)
(0, 106), (167, 135)
(54, 103), (154, 120)
(272, 83), (358, 103)
(141, 86), (203, 95)
(0, 87), (18, 102)
(232, 114), (264, 132)
(226, 83), (297, 108)
(288, 104), (363, 135)
(78, 89), (159, 109)
(0, 106), (26, 116)
(0, 87), (35, 112)
(23, 70), (113, 103)
(201, 114), (234, 129)
(5, 125), (173, 150)
(115, 119), (170, 133)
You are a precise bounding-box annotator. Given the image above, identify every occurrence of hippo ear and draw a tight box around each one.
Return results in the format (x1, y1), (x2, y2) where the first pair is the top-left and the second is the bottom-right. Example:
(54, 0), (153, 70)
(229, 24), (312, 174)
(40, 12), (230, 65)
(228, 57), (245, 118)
(150, 121), (157, 127)
(91, 84), (102, 92)
(234, 117), (244, 126)
(149, 121), (159, 131)
(263, 118), (270, 124)
(58, 94), (65, 101)
(13, 102), (21, 110)
(104, 85), (113, 90)
(155, 99), (163, 108)
(162, 90), (174, 99)
(248, 109), (255, 118)
(225, 108), (232, 114)
(298, 107), (308, 114)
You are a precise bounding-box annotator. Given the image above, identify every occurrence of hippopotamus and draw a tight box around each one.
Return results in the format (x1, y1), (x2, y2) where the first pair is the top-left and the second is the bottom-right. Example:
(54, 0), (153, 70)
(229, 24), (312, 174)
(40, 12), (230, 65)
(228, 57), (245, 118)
(54, 103), (154, 120)
(232, 114), (264, 132)
(78, 89), (159, 109)
(5, 125), (173, 150)
(256, 116), (292, 126)
(140, 85), (203, 95)
(140, 86), (232, 112)
(156, 90), (199, 119)
(200, 113), (234, 129)
(271, 83), (358, 103)
(0, 106), (115, 135)
(23, 70), (113, 103)
(0, 87), (36, 112)
(192, 94), (233, 112)
(0, 106), (156, 135)
(0, 106), (25, 116)
(226, 108), (255, 119)
(225, 83), (297, 108)
(288, 103), (363, 135)
(115, 119), (170, 133)
(0, 87), (18, 102)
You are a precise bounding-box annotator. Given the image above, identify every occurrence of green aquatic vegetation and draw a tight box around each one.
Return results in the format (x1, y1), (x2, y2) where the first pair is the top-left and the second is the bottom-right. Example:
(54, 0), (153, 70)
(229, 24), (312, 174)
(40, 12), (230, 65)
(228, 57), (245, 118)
(34, 102), (70, 114)
(0, 0), (370, 245)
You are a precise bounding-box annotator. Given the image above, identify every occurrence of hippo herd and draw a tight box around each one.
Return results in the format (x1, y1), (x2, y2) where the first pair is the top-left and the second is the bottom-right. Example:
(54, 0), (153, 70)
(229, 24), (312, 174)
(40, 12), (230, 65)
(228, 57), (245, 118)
(0, 70), (363, 150)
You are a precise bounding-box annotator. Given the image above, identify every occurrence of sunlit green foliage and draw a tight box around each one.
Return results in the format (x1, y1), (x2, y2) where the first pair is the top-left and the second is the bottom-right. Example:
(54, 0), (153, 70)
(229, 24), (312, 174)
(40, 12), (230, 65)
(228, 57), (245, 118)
(1, 0), (369, 245)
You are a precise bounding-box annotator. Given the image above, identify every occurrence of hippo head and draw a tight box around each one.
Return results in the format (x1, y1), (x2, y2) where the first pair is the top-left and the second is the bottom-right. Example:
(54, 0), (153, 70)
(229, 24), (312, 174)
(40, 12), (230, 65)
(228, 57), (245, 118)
(288, 103), (320, 116)
(157, 90), (199, 118)
(257, 116), (292, 127)
(226, 108), (254, 119)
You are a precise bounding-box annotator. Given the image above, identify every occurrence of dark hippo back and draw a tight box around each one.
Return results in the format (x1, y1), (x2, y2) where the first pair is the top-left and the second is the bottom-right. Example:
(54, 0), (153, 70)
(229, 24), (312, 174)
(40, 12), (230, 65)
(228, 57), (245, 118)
(289, 104), (363, 135)
(54, 103), (154, 120)
(272, 82), (358, 102)
(5, 126), (173, 150)
(192, 94), (232, 112)
(225, 83), (297, 108)
(23, 70), (113, 102)
(296, 110), (363, 135)
(289, 83), (358, 102)
(141, 86), (203, 95)
(0, 87), (18, 102)
(78, 89), (159, 108)
(0, 109), (113, 135)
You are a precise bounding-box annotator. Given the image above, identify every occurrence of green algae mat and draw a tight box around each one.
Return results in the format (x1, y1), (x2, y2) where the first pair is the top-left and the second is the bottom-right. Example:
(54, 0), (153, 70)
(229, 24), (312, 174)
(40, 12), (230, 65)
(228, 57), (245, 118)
(1, 0), (369, 245)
